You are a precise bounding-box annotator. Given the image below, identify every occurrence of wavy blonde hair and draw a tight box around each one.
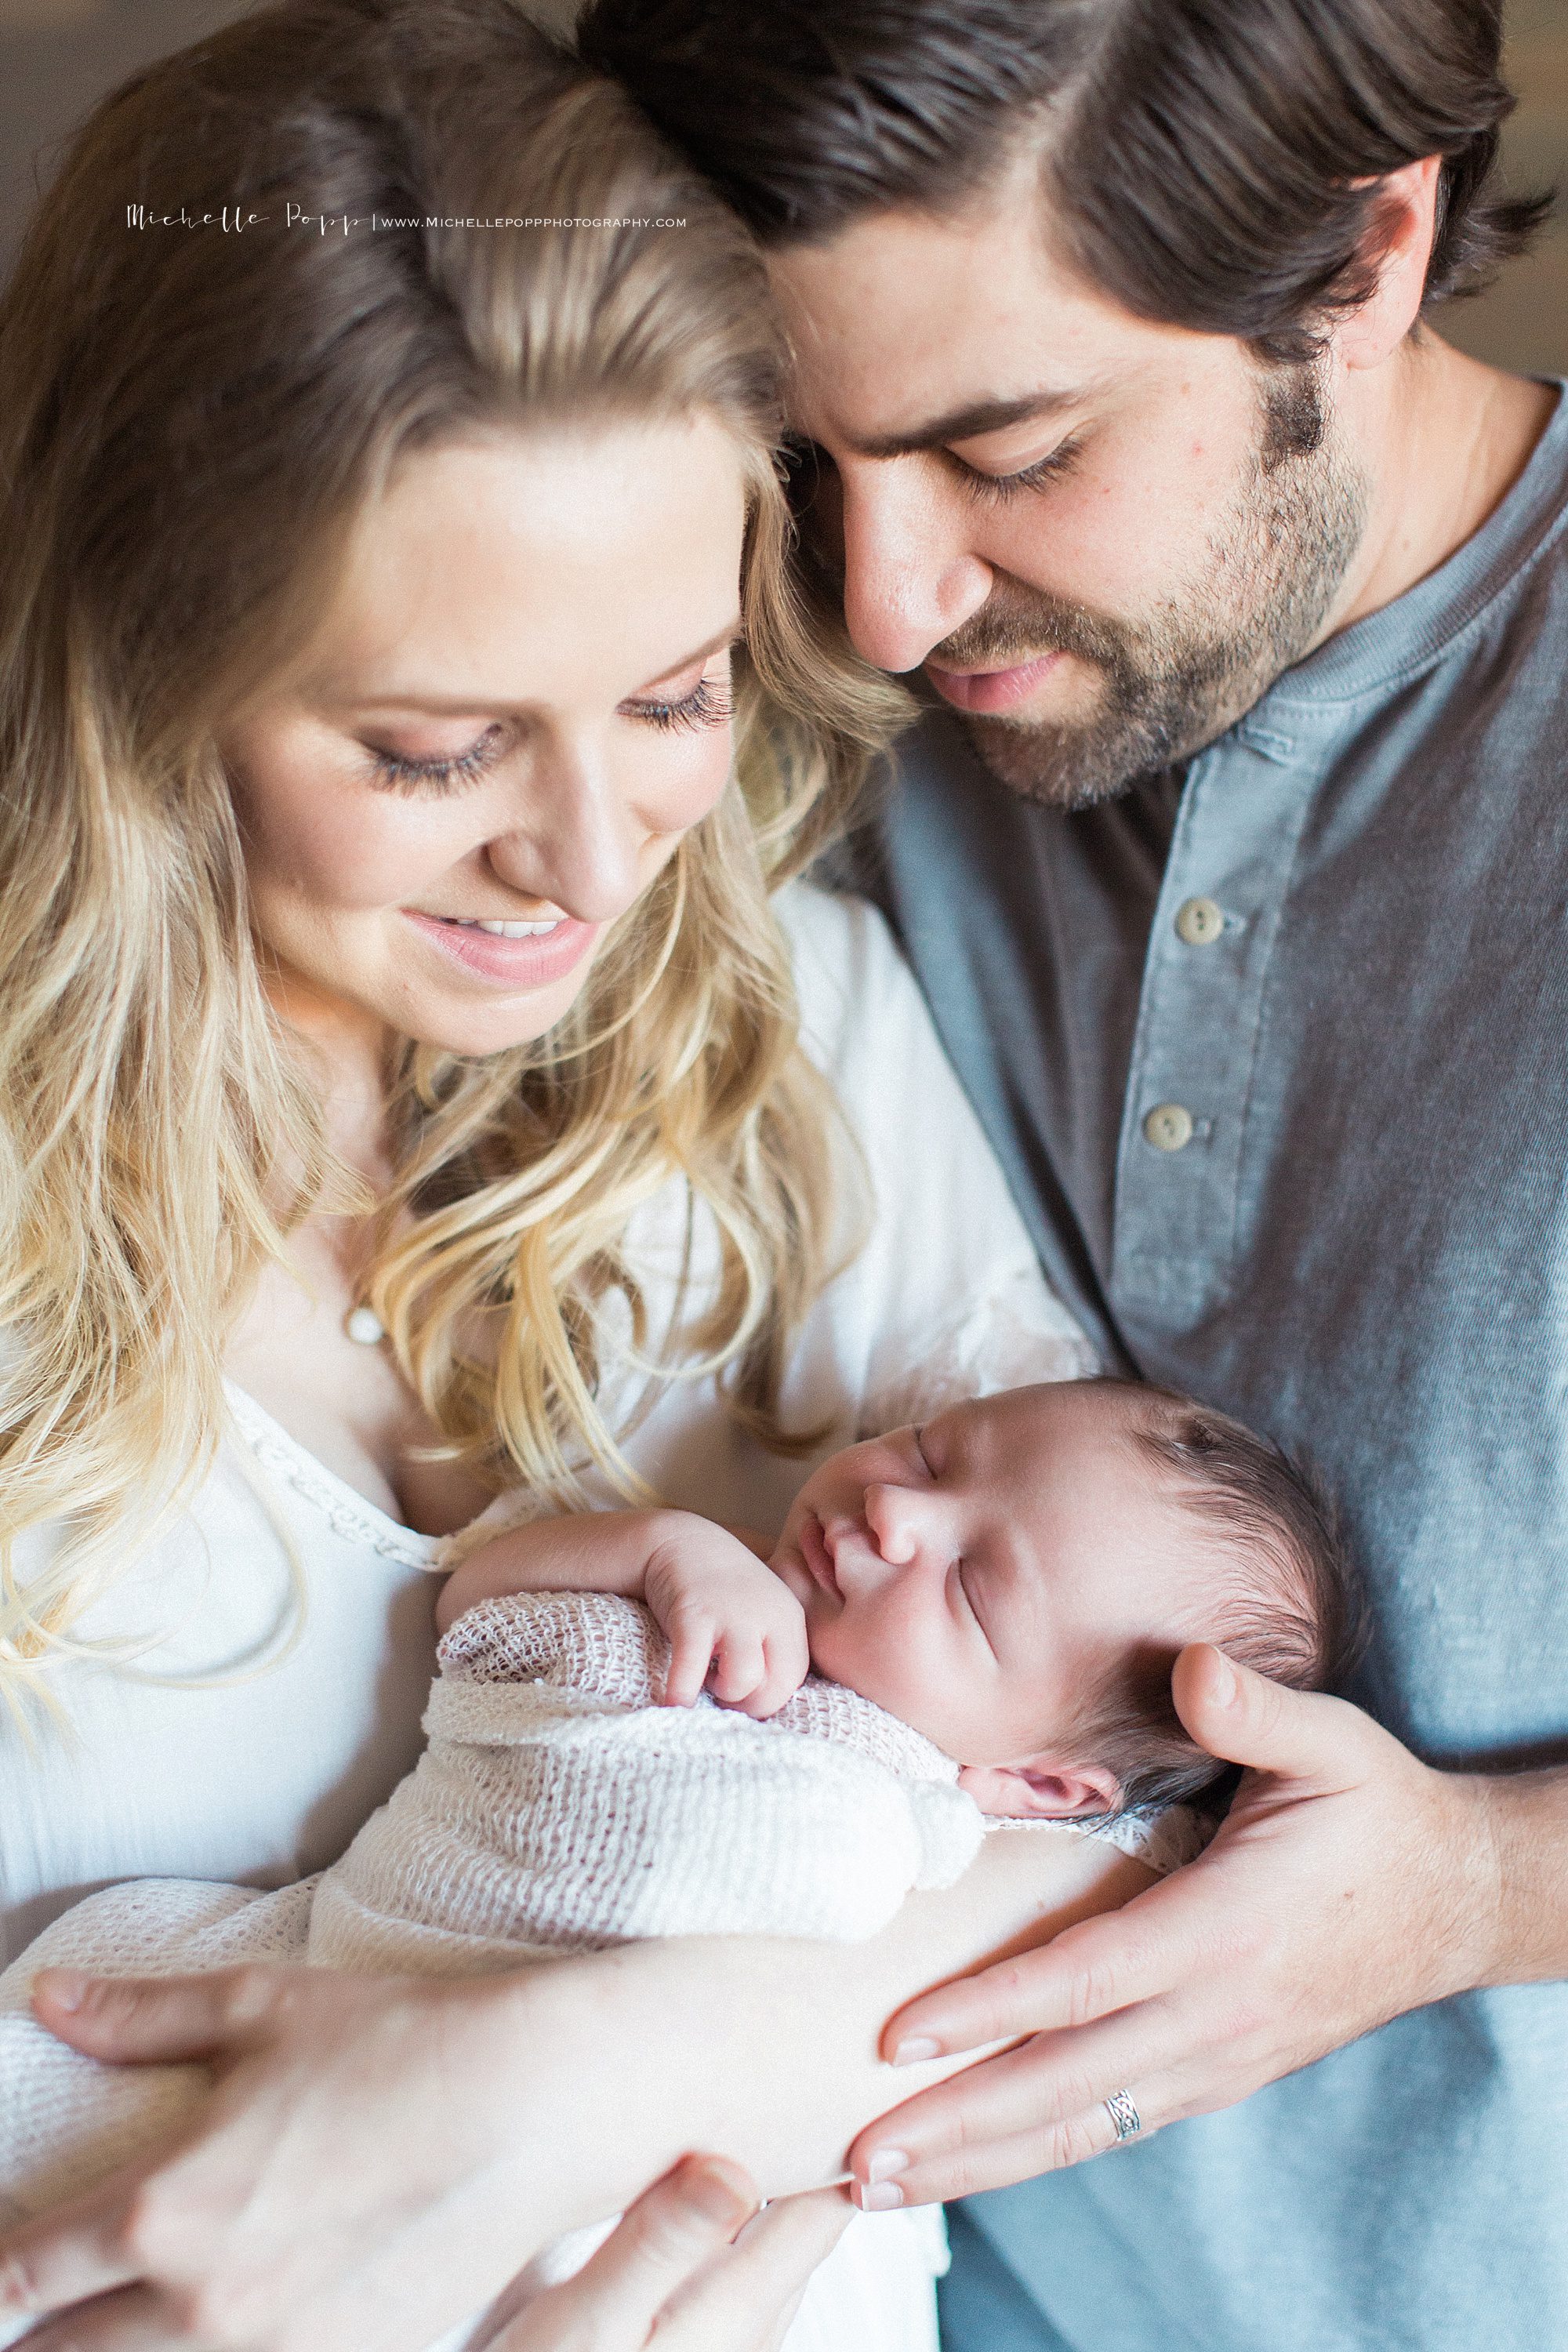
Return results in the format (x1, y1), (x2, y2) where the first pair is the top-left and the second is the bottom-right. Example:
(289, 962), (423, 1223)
(0, 0), (907, 1699)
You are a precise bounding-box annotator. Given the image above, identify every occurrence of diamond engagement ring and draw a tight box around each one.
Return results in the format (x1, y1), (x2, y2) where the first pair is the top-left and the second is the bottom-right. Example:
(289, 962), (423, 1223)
(1103, 2089), (1142, 2142)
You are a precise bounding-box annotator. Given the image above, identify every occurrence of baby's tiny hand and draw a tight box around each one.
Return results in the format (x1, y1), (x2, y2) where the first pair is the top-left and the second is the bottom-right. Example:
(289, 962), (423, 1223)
(644, 1520), (810, 1718)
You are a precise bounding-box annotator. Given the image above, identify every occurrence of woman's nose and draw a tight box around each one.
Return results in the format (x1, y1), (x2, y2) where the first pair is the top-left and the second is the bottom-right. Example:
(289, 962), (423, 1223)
(486, 740), (645, 924)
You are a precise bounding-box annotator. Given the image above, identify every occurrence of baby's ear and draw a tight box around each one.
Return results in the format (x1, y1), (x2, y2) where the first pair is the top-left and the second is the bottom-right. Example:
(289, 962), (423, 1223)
(957, 1759), (1122, 1820)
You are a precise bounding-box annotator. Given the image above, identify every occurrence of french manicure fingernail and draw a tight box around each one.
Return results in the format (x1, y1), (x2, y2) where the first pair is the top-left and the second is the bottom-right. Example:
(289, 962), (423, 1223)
(866, 2149), (910, 2185)
(858, 2180), (905, 2212)
(892, 2036), (941, 2067)
(1210, 1652), (1240, 1706)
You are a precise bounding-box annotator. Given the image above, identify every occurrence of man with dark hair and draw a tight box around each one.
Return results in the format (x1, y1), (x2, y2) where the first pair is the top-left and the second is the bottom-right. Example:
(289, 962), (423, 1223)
(579, 3), (1566, 2348)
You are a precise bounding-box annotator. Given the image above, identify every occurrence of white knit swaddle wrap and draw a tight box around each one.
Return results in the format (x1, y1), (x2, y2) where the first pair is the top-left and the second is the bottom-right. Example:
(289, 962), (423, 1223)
(1, 1592), (985, 2233)
(312, 1591), (987, 1971)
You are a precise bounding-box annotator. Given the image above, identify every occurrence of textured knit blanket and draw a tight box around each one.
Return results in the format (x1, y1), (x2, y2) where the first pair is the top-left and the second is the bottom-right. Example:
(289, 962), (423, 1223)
(0, 1591), (1198, 2254)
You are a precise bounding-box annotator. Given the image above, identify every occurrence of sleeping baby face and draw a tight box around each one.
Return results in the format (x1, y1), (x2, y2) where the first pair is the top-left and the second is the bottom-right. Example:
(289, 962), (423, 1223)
(769, 1381), (1236, 1818)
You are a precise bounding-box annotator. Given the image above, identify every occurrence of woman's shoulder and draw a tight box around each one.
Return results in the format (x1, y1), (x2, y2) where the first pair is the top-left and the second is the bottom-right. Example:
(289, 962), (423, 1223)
(771, 876), (893, 960)
(771, 881), (939, 1082)
(768, 882), (1095, 1406)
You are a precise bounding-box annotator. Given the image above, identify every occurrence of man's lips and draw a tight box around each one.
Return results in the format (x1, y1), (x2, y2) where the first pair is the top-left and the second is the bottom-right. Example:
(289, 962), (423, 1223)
(798, 1512), (840, 1598)
(925, 651), (1062, 715)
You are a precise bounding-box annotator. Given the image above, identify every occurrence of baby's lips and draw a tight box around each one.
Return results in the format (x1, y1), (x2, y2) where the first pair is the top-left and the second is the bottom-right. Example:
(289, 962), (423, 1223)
(797, 1511), (840, 1596)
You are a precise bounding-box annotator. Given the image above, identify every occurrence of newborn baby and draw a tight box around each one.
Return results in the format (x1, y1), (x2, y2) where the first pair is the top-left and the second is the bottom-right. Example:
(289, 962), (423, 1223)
(439, 1373), (1355, 1824)
(0, 1375), (1354, 2352)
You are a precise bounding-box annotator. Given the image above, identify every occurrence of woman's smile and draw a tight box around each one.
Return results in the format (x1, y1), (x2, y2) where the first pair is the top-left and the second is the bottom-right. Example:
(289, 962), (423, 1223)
(401, 906), (599, 989)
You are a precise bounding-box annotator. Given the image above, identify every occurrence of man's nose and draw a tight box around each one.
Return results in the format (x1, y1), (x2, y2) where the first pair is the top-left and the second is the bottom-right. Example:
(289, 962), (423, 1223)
(487, 742), (644, 924)
(837, 459), (994, 675)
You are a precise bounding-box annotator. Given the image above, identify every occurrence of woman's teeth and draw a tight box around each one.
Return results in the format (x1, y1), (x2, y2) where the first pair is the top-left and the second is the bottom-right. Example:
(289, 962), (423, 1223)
(441, 916), (561, 937)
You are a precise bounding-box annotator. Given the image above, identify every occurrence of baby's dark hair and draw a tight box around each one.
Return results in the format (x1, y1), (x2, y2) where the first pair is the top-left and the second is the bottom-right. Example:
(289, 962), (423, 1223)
(1073, 1380), (1365, 1817)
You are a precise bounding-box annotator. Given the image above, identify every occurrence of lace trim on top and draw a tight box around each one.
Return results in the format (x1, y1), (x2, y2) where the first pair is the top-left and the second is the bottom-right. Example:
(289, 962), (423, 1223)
(987, 1803), (1212, 1875)
(222, 1385), (445, 1572)
(859, 1258), (1099, 1438)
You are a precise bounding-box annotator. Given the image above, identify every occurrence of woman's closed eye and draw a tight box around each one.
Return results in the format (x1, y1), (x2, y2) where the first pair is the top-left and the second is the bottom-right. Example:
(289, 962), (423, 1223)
(622, 673), (734, 734)
(620, 659), (735, 735)
(359, 646), (738, 791)
(366, 721), (506, 794)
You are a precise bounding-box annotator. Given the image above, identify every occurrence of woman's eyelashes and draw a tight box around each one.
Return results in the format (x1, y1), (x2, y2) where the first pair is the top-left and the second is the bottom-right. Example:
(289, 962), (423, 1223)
(620, 670), (735, 735)
(366, 722), (505, 796)
(955, 433), (1086, 508)
(360, 660), (733, 794)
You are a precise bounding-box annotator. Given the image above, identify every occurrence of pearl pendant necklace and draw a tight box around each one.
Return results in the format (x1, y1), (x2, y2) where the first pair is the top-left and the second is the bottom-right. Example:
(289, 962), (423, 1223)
(344, 1304), (386, 1346)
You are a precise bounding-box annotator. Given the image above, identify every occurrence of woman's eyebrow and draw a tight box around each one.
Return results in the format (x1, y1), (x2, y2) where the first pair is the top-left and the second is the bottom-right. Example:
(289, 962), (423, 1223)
(312, 619), (746, 717)
(633, 615), (745, 690)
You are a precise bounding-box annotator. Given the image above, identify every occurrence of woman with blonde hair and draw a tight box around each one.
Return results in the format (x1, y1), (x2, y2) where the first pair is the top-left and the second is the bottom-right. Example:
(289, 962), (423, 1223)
(0, 3), (1152, 2345)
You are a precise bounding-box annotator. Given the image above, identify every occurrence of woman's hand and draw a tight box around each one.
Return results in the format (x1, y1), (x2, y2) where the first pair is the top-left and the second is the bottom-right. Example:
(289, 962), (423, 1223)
(0, 1961), (638, 2350)
(0, 1823), (1153, 2346)
(0, 2127), (846, 2352)
(847, 1644), (1507, 2205)
(0, 1954), (862, 2352)
(474, 2163), (851, 2351)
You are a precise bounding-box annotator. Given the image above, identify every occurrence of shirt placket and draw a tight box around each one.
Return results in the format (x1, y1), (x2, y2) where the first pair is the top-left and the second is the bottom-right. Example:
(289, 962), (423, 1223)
(1109, 716), (1317, 1330)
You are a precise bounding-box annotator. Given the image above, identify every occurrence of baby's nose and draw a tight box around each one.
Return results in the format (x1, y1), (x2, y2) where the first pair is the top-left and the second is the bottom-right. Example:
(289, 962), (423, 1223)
(862, 1484), (920, 1565)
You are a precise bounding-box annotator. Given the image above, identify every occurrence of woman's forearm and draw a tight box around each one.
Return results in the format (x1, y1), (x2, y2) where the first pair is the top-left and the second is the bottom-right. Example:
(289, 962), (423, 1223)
(485, 1830), (1156, 2227)
(0, 1833), (1153, 2345)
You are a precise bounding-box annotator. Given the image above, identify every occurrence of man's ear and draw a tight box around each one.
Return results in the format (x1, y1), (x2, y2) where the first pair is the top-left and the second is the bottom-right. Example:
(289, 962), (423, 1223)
(956, 1759), (1122, 1820)
(1332, 153), (1444, 374)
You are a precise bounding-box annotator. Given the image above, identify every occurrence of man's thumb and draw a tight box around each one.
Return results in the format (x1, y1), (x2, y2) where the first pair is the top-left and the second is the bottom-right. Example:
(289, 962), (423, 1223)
(1172, 1643), (1374, 1784)
(31, 1962), (280, 2063)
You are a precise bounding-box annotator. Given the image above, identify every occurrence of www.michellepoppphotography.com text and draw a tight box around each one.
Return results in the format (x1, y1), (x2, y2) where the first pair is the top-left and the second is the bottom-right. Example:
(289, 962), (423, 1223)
(125, 204), (687, 234)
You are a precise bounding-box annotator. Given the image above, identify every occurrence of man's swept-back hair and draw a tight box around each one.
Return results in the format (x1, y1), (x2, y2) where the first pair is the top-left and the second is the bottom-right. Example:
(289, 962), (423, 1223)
(579, 0), (1553, 360)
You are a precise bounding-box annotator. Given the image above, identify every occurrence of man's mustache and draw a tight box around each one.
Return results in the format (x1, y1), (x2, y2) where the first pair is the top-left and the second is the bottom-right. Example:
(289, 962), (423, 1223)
(927, 586), (1138, 679)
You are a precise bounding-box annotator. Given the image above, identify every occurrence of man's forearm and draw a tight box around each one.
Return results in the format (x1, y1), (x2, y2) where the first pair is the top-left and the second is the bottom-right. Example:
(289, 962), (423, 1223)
(1476, 1763), (1568, 1984)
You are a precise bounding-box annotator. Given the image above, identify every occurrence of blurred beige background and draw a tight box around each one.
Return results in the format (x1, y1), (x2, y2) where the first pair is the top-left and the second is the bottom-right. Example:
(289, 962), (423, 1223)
(1, 0), (1563, 371)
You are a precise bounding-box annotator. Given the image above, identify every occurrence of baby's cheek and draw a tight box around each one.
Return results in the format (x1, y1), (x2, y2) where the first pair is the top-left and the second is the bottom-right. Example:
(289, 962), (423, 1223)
(806, 1613), (873, 1699)
(810, 1613), (916, 1722)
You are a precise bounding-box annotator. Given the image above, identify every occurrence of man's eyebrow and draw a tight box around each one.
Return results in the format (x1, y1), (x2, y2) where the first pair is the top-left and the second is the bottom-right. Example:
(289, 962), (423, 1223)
(840, 388), (1086, 463)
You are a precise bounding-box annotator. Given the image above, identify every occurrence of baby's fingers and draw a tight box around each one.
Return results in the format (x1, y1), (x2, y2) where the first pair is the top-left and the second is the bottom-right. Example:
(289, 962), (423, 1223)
(661, 1619), (718, 1708)
(707, 1632), (768, 1710)
(746, 1625), (811, 1719)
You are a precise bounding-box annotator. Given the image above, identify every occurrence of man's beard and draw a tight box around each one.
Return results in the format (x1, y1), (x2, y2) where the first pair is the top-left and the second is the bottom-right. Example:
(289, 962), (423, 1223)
(936, 368), (1369, 809)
